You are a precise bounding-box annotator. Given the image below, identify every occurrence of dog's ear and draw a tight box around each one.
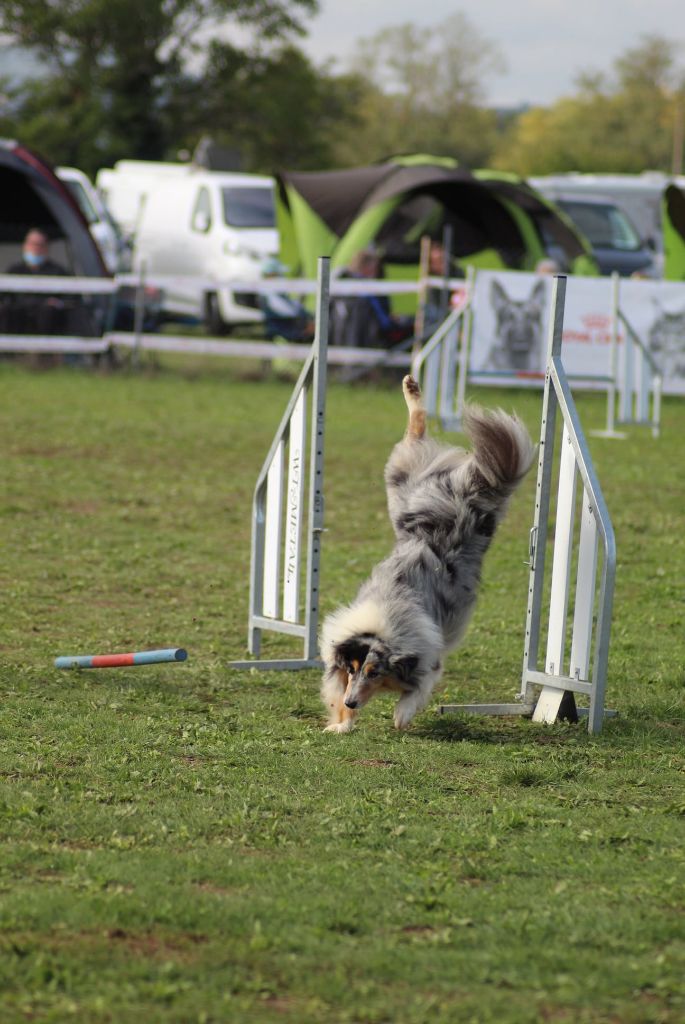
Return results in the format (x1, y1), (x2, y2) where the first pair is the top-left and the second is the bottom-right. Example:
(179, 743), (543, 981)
(490, 279), (508, 314)
(529, 278), (547, 310)
(389, 654), (419, 685)
(333, 637), (370, 670)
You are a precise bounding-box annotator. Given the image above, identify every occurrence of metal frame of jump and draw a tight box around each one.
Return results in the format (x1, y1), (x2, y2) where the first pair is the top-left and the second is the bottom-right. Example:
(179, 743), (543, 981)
(440, 276), (617, 733)
(228, 258), (330, 671)
(593, 273), (662, 439)
(410, 268), (475, 432)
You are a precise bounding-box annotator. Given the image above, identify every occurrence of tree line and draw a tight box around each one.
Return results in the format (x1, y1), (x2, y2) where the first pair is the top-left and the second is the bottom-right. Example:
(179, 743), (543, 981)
(1, 1), (683, 178)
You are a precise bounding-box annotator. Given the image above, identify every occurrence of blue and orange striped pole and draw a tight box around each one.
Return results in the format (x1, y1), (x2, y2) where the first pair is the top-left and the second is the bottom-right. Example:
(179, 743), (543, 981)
(55, 648), (188, 669)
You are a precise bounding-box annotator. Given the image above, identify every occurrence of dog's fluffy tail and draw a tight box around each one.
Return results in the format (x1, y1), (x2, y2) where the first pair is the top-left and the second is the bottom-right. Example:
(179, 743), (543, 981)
(463, 405), (535, 499)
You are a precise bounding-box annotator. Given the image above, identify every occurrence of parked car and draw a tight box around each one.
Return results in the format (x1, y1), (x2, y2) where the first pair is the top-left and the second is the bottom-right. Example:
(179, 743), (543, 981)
(57, 166), (132, 274)
(529, 172), (671, 250)
(530, 178), (658, 277)
(96, 160), (278, 332)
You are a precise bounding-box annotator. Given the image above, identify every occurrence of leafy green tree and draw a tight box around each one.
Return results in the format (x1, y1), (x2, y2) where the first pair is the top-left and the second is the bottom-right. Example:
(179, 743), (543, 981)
(333, 14), (505, 167)
(189, 41), (365, 171)
(0, 0), (318, 173)
(494, 35), (685, 175)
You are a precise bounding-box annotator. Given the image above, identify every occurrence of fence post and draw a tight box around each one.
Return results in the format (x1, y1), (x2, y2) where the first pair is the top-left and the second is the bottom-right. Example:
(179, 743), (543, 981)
(132, 259), (147, 369)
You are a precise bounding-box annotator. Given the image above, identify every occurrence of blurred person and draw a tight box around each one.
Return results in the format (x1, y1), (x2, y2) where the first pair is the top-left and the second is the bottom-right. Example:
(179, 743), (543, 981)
(3, 228), (70, 336)
(259, 256), (314, 343)
(421, 238), (464, 339)
(331, 247), (413, 349)
(534, 257), (561, 275)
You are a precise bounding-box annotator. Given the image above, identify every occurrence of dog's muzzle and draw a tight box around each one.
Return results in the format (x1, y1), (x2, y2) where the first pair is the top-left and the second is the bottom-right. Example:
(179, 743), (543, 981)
(344, 698), (359, 709)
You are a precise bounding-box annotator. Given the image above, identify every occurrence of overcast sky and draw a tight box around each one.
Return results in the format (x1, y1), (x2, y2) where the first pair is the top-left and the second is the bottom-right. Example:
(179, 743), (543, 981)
(297, 0), (684, 107)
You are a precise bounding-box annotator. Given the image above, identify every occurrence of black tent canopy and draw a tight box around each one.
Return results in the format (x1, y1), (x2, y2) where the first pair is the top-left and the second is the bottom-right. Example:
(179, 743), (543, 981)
(0, 139), (106, 275)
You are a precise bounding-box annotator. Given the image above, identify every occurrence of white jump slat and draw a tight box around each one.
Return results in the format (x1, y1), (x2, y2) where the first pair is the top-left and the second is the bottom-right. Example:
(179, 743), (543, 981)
(545, 429), (577, 675)
(438, 319), (459, 424)
(283, 389), (307, 623)
(534, 428), (578, 724)
(569, 491), (599, 682)
(262, 441), (285, 620)
(619, 328), (634, 422)
(636, 349), (650, 423)
(423, 346), (441, 419)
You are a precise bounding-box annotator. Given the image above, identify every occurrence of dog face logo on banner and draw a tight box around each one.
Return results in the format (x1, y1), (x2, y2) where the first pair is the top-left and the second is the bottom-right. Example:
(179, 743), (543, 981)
(649, 302), (685, 379)
(486, 278), (547, 371)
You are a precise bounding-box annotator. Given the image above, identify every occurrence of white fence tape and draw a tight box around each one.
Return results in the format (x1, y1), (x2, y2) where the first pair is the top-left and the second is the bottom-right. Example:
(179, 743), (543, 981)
(2, 268), (683, 403)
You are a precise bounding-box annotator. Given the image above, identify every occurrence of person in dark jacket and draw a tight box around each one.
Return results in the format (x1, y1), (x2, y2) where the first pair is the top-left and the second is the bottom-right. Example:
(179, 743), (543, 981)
(3, 228), (70, 334)
(330, 248), (413, 349)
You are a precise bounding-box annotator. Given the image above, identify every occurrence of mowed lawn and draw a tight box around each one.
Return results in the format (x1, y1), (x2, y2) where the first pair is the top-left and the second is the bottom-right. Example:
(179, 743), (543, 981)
(0, 358), (683, 1024)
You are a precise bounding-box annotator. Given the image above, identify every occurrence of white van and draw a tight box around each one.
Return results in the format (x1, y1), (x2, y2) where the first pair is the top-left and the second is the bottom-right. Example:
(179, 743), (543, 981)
(95, 161), (190, 239)
(57, 166), (131, 273)
(95, 161), (278, 330)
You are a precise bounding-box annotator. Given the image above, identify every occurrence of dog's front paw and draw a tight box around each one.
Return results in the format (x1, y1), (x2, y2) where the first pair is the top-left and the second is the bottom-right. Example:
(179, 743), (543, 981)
(324, 720), (356, 734)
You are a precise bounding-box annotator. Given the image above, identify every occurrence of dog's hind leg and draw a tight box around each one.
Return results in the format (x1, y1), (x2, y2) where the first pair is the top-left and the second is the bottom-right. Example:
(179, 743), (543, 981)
(384, 375), (434, 535)
(402, 375), (426, 440)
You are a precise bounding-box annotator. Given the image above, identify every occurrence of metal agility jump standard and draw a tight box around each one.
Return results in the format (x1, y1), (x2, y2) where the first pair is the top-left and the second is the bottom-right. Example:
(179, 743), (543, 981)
(592, 272), (662, 440)
(411, 268), (475, 432)
(440, 275), (617, 733)
(229, 258), (330, 671)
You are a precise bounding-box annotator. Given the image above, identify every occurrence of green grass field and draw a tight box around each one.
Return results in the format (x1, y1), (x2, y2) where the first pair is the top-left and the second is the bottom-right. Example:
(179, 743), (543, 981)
(1, 358), (683, 1023)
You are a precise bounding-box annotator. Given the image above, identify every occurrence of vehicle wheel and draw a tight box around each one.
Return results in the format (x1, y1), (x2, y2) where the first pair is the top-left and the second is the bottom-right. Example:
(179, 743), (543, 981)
(204, 292), (231, 336)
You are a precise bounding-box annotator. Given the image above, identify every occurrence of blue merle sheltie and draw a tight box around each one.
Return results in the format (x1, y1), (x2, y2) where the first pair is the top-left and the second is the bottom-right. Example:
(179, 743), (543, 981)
(320, 375), (534, 732)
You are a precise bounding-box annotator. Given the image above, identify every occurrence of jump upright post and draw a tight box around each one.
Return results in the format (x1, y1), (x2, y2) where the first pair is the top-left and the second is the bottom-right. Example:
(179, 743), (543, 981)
(440, 276), (617, 733)
(229, 258), (330, 671)
(411, 267), (474, 432)
(593, 273), (663, 440)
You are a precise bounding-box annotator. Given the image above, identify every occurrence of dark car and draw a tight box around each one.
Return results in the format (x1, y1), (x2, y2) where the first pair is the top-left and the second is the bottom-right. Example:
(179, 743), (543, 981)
(538, 190), (656, 277)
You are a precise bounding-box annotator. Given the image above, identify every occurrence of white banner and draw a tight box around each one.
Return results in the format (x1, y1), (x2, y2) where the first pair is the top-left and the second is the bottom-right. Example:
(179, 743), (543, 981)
(468, 271), (685, 396)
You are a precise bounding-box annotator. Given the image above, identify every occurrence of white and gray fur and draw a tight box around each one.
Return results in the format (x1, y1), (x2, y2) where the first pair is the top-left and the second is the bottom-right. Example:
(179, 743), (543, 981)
(320, 376), (534, 732)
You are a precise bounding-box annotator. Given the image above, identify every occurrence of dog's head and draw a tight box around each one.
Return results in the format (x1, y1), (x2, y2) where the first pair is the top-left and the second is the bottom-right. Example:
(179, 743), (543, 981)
(330, 634), (418, 710)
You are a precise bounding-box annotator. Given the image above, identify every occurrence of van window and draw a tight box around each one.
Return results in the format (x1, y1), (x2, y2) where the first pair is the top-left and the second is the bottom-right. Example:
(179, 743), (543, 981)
(221, 187), (275, 228)
(558, 200), (641, 252)
(191, 187), (212, 233)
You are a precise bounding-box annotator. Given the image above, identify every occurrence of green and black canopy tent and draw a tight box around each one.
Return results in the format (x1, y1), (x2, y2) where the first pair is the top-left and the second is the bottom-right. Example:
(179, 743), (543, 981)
(276, 155), (598, 298)
(663, 183), (685, 280)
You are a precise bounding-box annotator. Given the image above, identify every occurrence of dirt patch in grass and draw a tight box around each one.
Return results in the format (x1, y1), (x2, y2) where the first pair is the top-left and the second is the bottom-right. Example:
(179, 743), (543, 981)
(104, 928), (208, 958)
(12, 444), (106, 459)
(349, 758), (397, 768)
(192, 881), (241, 896)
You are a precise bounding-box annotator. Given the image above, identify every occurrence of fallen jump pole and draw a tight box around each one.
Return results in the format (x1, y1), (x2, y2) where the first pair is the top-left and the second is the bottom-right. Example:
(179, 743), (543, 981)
(55, 648), (188, 669)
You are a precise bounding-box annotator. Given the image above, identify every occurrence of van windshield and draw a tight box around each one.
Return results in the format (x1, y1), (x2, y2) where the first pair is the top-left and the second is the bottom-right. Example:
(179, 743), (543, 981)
(221, 187), (275, 228)
(558, 200), (642, 252)
(64, 179), (99, 225)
